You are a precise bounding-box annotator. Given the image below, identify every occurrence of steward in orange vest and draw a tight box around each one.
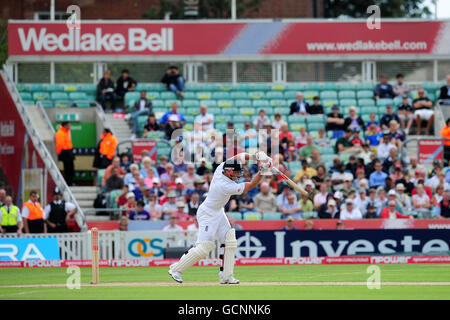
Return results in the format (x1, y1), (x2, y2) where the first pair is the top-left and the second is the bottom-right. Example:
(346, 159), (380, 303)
(22, 191), (45, 234)
(441, 118), (450, 162)
(55, 121), (75, 186)
(94, 128), (118, 169)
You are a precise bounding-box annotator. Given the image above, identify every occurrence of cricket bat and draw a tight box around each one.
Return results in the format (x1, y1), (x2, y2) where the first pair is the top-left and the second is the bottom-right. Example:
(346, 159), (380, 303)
(272, 166), (309, 196)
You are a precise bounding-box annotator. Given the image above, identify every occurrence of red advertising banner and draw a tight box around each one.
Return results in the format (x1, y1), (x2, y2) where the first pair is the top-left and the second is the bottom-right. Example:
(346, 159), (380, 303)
(8, 20), (450, 57)
(87, 219), (450, 231)
(1, 255), (449, 268)
(132, 140), (157, 163)
(418, 139), (443, 164)
(0, 75), (26, 199)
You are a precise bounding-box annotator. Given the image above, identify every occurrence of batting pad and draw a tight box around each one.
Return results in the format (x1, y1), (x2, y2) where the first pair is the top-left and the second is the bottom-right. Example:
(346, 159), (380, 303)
(171, 241), (215, 274)
(222, 228), (237, 281)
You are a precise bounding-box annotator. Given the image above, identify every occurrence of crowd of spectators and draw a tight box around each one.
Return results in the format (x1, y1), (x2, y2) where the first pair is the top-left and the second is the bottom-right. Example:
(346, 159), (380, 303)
(96, 72), (450, 224)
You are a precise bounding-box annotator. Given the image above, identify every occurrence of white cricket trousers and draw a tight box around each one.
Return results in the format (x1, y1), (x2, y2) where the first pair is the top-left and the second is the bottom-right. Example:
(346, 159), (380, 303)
(196, 205), (231, 245)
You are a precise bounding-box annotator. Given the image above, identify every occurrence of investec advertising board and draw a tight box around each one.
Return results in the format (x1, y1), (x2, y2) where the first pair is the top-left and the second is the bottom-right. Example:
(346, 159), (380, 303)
(8, 20), (450, 58)
(234, 230), (450, 258)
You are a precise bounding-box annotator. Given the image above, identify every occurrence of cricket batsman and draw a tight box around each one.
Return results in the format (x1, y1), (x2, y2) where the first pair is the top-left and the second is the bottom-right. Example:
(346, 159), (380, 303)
(169, 151), (272, 284)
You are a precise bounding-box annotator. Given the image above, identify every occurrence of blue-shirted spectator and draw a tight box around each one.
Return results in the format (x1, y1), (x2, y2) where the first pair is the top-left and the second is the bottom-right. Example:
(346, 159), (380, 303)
(380, 105), (401, 130)
(129, 200), (151, 220)
(369, 160), (388, 188)
(374, 75), (395, 99)
(160, 103), (186, 126)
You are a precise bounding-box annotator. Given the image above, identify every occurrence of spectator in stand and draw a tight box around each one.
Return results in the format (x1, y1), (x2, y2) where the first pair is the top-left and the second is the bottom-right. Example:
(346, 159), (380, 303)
(144, 194), (163, 220)
(381, 189), (404, 214)
(160, 163), (174, 189)
(118, 216), (129, 231)
(380, 105), (401, 130)
(395, 183), (412, 211)
(125, 90), (153, 138)
(393, 73), (410, 97)
(330, 163), (347, 191)
(237, 192), (254, 214)
(96, 128), (119, 169)
(299, 136), (319, 160)
(294, 126), (308, 150)
(132, 177), (148, 201)
(277, 185), (297, 212)
(115, 69), (137, 102)
(407, 156), (425, 178)
(128, 200), (150, 221)
(370, 160), (388, 188)
(141, 186), (153, 205)
(377, 132), (397, 161)
(96, 70), (116, 111)
(313, 183), (329, 209)
(185, 192), (200, 217)
(115, 185), (129, 208)
(55, 121), (75, 186)
(366, 112), (379, 128)
(413, 88), (434, 135)
(281, 193), (302, 219)
(438, 75), (450, 102)
(305, 220), (314, 230)
(306, 96), (324, 115)
(365, 203), (378, 219)
(383, 147), (405, 174)
(335, 129), (360, 155)
(142, 114), (162, 138)
(326, 105), (345, 138)
(172, 200), (191, 222)
(281, 216), (298, 230)
(164, 114), (184, 140)
(441, 118), (450, 162)
(381, 200), (412, 219)
(162, 191), (178, 219)
(156, 155), (169, 177)
(312, 165), (327, 188)
(365, 123), (382, 147)
(105, 167), (125, 192)
(289, 92), (309, 116)
(238, 121), (258, 152)
(340, 199), (362, 220)
(412, 184), (432, 218)
(124, 164), (140, 187)
(354, 188), (369, 216)
(299, 193), (314, 213)
(350, 129), (364, 148)
(294, 160), (317, 182)
(318, 199), (339, 219)
(174, 178), (186, 199)
(344, 106), (366, 132)
(162, 214), (183, 231)
(0, 196), (23, 235)
(432, 184), (445, 209)
(272, 113), (286, 130)
(398, 95), (414, 134)
(374, 75), (395, 99)
(253, 109), (270, 131)
(194, 104), (214, 132)
(102, 157), (126, 188)
(254, 182), (277, 214)
(181, 164), (200, 190)
(425, 171), (450, 192)
(120, 153), (131, 173)
(437, 189), (450, 218)
(161, 66), (185, 99)
(314, 128), (331, 147)
(388, 120), (405, 153)
(22, 191), (45, 233)
(309, 149), (324, 170)
(160, 103), (186, 130)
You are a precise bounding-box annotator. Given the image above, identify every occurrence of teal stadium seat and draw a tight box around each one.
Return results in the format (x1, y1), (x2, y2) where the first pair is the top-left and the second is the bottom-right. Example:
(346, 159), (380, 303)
(304, 91), (319, 99)
(69, 92), (87, 100)
(212, 92), (230, 100)
(33, 92), (50, 101)
(357, 90), (373, 99)
(270, 99), (286, 108)
(338, 91), (356, 99)
(234, 100), (252, 108)
(217, 100), (234, 108)
(44, 84), (65, 92)
(250, 83), (270, 91)
(230, 92), (248, 99)
(336, 82), (357, 91)
(339, 99), (357, 107)
(196, 92), (212, 100)
(320, 90), (338, 99)
(248, 91), (265, 99)
(284, 91), (298, 99)
(227, 212), (243, 220)
(358, 98), (375, 106)
(263, 212), (283, 220)
(286, 83), (307, 91)
(182, 100), (200, 108)
(253, 100), (270, 108)
(356, 83), (374, 90)
(321, 82), (338, 90)
(243, 212), (262, 220)
(271, 83), (286, 91)
(266, 91), (284, 99)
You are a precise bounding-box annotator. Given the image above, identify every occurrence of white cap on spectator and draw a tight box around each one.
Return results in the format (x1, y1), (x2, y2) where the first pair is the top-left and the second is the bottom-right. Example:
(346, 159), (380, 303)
(388, 190), (397, 196)
(175, 178), (183, 184)
(126, 192), (135, 199)
(328, 199), (336, 206)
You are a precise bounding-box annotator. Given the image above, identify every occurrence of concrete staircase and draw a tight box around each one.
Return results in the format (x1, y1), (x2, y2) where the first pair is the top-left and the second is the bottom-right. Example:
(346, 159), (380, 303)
(105, 113), (133, 143)
(70, 186), (110, 221)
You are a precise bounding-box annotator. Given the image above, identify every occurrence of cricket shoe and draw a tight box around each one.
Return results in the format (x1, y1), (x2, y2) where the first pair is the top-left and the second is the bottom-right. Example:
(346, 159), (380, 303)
(169, 265), (183, 283)
(219, 271), (240, 284)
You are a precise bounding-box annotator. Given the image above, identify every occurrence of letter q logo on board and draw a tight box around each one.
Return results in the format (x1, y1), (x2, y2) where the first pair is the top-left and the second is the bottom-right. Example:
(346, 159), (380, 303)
(128, 238), (164, 258)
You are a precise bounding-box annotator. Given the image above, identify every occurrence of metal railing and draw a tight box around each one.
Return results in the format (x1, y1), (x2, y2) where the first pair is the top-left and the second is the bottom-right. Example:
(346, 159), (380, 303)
(0, 230), (213, 259)
(1, 65), (87, 231)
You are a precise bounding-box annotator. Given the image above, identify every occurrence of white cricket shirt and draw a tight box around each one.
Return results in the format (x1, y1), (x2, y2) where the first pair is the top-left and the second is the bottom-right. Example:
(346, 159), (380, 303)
(199, 162), (245, 212)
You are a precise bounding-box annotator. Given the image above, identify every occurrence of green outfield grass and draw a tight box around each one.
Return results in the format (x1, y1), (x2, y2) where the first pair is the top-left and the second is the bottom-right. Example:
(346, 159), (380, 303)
(0, 264), (449, 300)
